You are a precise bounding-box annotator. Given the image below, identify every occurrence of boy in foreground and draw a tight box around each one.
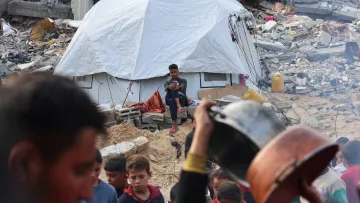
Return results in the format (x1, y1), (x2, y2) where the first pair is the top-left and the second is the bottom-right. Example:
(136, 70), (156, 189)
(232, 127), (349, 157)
(118, 155), (165, 203)
(82, 149), (118, 203)
(0, 73), (106, 203)
(105, 155), (128, 198)
(340, 140), (360, 203)
(217, 182), (246, 203)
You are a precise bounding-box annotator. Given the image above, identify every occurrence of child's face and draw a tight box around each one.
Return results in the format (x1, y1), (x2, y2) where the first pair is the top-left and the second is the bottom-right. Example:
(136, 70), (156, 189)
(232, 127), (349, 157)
(212, 178), (230, 197)
(106, 170), (127, 189)
(128, 169), (151, 193)
(90, 162), (102, 186)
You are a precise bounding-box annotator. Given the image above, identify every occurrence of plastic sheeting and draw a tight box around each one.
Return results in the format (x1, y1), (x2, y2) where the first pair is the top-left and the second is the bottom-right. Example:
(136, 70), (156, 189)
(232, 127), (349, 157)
(55, 0), (258, 81)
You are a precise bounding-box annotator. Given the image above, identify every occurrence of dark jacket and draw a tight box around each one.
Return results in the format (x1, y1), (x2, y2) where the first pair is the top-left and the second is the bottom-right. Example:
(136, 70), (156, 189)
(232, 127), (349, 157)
(118, 185), (165, 203)
(185, 129), (213, 171)
(176, 170), (208, 203)
(164, 78), (187, 95)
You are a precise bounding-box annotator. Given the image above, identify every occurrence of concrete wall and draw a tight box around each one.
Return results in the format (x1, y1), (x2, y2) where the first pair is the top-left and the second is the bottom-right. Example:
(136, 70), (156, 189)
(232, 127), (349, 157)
(0, 0), (10, 16)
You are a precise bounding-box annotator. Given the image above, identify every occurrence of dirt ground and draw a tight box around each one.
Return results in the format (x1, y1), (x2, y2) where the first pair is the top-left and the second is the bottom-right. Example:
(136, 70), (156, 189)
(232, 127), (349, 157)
(97, 122), (192, 202)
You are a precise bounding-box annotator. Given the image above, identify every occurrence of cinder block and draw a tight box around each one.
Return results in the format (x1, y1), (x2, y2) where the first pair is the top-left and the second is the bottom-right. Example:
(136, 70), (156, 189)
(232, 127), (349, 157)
(8, 1), (73, 19)
(187, 106), (196, 118)
(142, 112), (164, 124)
(164, 106), (187, 119)
(117, 108), (141, 121)
(165, 117), (181, 125)
(137, 124), (159, 132)
(132, 136), (149, 153)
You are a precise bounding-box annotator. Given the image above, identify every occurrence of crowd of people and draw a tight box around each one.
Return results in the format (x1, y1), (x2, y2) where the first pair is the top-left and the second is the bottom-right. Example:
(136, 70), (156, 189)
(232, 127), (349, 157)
(1, 69), (360, 203)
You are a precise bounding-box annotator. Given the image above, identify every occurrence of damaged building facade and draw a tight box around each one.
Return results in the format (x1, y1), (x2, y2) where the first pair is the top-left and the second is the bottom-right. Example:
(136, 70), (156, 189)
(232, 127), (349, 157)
(2, 0), (97, 20)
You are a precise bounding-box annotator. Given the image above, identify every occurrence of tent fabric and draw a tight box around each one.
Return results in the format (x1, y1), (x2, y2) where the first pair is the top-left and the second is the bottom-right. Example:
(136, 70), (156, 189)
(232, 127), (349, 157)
(55, 0), (256, 80)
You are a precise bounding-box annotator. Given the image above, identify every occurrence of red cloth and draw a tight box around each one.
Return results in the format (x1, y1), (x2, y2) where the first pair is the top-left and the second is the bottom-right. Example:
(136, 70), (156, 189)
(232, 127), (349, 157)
(135, 90), (165, 113)
(265, 16), (275, 22)
(341, 165), (360, 203)
(212, 198), (246, 203)
(123, 184), (162, 202)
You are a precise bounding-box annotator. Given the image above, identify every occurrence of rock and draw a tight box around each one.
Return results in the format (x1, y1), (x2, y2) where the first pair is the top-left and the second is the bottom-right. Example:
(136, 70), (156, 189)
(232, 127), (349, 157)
(295, 2), (333, 15)
(281, 34), (295, 42)
(253, 39), (287, 51)
(317, 31), (331, 46)
(263, 21), (277, 32)
(149, 154), (158, 163)
(345, 115), (360, 122)
(165, 106), (187, 118)
(306, 108), (319, 116)
(270, 58), (280, 64)
(165, 117), (182, 125)
(141, 112), (164, 124)
(301, 116), (319, 128)
(309, 91), (320, 97)
(100, 141), (137, 158)
(187, 106), (196, 117)
(271, 31), (280, 40)
(290, 95), (299, 101)
(329, 94), (351, 103)
(299, 45), (315, 53)
(131, 136), (149, 153)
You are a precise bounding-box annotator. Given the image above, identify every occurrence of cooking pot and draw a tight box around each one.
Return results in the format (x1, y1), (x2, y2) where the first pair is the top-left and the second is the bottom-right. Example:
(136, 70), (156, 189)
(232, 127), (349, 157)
(208, 101), (286, 187)
(247, 126), (338, 203)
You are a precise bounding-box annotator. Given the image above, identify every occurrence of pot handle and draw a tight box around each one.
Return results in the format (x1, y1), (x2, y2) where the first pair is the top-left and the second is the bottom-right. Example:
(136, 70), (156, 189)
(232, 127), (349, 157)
(274, 158), (297, 183)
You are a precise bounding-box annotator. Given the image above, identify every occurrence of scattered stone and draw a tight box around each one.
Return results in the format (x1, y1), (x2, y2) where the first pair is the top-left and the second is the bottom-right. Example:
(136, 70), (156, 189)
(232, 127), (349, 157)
(345, 115), (360, 122)
(149, 154), (158, 163)
(317, 31), (331, 46)
(132, 136), (149, 153)
(263, 21), (277, 32)
(301, 116), (319, 128)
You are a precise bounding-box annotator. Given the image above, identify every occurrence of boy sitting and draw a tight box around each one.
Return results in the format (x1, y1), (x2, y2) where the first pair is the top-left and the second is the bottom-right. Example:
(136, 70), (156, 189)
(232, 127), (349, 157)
(217, 182), (246, 203)
(83, 149), (118, 203)
(105, 155), (128, 198)
(118, 155), (165, 203)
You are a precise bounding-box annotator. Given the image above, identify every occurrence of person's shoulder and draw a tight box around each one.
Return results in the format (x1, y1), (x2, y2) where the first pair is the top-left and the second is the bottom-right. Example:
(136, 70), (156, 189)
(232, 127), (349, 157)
(99, 180), (116, 192)
(179, 78), (187, 82)
(118, 193), (132, 202)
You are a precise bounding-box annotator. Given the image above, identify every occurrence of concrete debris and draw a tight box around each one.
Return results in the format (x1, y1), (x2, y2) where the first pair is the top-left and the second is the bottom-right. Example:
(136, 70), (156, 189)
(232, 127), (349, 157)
(8, 1), (73, 19)
(100, 136), (149, 158)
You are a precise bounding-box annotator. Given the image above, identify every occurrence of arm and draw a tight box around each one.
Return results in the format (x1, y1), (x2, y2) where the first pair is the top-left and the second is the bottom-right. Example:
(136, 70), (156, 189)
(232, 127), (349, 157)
(184, 131), (193, 158)
(177, 99), (215, 203)
(179, 79), (187, 95)
(164, 80), (171, 91)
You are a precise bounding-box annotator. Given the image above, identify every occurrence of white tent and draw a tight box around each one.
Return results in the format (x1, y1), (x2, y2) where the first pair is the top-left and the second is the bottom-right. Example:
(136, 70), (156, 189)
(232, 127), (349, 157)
(55, 0), (261, 104)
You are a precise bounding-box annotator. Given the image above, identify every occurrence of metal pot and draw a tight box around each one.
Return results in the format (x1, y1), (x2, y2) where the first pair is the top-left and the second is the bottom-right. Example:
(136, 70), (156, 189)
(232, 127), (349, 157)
(208, 101), (286, 187)
(247, 126), (338, 203)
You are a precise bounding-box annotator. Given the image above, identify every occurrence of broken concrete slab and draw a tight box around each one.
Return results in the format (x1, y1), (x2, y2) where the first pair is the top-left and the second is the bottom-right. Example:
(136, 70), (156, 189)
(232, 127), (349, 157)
(8, 1), (73, 19)
(317, 31), (331, 46)
(187, 106), (196, 118)
(313, 45), (345, 56)
(164, 106), (187, 119)
(102, 109), (116, 123)
(333, 6), (359, 22)
(262, 21), (277, 32)
(253, 39), (287, 51)
(295, 2), (333, 15)
(132, 136), (149, 153)
(0, 0), (10, 16)
(141, 112), (164, 124)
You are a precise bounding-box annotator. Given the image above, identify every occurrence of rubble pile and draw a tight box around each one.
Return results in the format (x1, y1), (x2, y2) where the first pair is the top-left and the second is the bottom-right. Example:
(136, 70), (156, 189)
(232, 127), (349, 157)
(252, 10), (360, 97)
(0, 18), (77, 83)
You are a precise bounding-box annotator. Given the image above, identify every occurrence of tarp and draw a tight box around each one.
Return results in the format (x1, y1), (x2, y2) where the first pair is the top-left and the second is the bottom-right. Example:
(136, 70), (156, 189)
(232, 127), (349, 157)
(55, 0), (256, 80)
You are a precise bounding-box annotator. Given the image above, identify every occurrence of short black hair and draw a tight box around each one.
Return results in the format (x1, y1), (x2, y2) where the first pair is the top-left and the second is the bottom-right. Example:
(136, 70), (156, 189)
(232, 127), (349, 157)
(95, 149), (102, 163)
(217, 182), (242, 202)
(210, 168), (232, 182)
(169, 64), (178, 70)
(170, 182), (179, 201)
(105, 155), (127, 172)
(0, 73), (106, 162)
(341, 140), (360, 165)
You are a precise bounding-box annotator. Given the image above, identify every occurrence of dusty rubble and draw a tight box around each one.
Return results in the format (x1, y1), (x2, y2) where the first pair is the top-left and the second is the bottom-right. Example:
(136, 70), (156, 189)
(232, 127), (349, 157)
(0, 17), (77, 82)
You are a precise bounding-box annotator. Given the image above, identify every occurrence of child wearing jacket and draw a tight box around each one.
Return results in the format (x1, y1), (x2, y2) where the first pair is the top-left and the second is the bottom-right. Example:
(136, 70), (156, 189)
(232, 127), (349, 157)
(118, 155), (165, 203)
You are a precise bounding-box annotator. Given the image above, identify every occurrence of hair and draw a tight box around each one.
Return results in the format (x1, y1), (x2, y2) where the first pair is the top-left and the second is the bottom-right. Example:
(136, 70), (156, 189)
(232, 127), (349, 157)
(169, 64), (178, 70)
(210, 168), (232, 182)
(341, 140), (360, 165)
(95, 149), (102, 163)
(170, 182), (179, 201)
(126, 155), (151, 174)
(324, 198), (341, 203)
(217, 182), (242, 202)
(0, 73), (106, 162)
(105, 155), (127, 172)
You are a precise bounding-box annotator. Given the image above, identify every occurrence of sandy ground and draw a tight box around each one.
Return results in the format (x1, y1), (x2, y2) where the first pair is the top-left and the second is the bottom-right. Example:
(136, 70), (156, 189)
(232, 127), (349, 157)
(97, 122), (192, 201)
